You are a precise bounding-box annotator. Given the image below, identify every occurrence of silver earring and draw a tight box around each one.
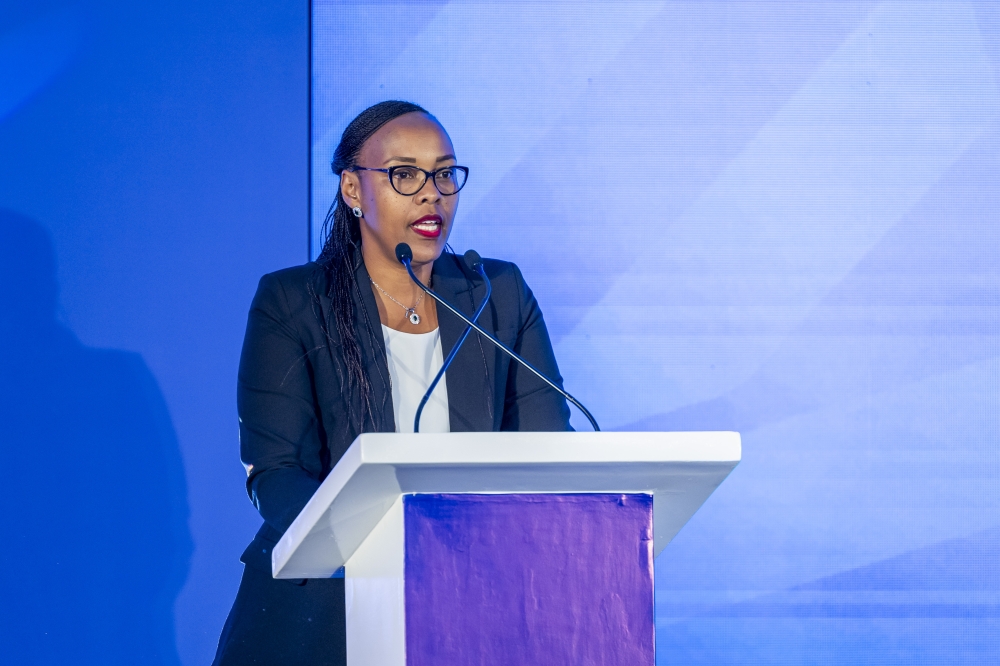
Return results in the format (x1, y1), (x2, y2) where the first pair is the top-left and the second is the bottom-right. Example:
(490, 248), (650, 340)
(352, 206), (363, 218)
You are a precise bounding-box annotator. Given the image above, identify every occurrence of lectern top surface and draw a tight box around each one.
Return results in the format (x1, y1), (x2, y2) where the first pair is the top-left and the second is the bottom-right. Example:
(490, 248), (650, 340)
(352, 430), (739, 464)
(272, 431), (740, 579)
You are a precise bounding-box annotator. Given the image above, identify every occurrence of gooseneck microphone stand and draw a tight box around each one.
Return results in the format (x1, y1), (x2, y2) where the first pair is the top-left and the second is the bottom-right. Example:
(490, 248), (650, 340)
(397, 243), (600, 432)
(413, 250), (493, 433)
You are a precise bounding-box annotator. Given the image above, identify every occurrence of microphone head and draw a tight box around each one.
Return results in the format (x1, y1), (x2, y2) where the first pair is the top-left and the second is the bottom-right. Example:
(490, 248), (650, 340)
(463, 249), (484, 273)
(395, 243), (413, 264)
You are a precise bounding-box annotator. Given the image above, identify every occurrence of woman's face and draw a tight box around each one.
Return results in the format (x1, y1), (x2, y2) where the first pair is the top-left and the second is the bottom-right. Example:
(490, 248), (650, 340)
(342, 112), (460, 269)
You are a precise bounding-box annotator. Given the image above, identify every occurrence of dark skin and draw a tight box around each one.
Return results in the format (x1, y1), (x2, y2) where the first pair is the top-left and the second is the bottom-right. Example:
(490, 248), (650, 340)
(339, 112), (460, 333)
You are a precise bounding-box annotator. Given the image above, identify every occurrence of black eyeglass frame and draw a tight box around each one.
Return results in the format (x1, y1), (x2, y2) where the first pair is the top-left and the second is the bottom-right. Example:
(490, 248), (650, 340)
(350, 165), (469, 196)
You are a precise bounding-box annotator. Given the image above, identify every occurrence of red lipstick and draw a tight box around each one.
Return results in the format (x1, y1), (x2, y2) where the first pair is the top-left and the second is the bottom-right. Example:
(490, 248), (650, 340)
(410, 214), (443, 238)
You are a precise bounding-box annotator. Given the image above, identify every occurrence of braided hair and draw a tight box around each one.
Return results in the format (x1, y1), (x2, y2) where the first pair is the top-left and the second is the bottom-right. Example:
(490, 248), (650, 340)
(314, 100), (429, 431)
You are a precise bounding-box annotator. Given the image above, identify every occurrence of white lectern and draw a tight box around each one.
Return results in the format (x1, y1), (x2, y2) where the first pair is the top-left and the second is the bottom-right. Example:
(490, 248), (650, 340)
(273, 431), (740, 666)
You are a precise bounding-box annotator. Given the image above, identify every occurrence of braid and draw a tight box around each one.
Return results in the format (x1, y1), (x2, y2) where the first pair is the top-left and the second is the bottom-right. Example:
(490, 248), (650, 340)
(314, 100), (428, 431)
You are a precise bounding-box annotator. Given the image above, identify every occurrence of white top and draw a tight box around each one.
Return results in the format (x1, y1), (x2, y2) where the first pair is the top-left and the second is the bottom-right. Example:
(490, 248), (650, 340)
(381, 325), (450, 433)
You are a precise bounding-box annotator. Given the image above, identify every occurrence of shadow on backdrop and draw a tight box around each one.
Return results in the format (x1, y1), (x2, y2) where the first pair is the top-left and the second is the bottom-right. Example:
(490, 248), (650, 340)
(0, 209), (192, 665)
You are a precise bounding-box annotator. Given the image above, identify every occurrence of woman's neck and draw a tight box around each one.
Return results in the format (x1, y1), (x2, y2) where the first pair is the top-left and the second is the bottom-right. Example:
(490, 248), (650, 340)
(361, 240), (439, 334)
(362, 242), (432, 296)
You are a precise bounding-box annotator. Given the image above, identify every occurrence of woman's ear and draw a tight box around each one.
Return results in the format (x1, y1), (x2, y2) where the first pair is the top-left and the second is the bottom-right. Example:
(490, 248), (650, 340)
(340, 170), (361, 206)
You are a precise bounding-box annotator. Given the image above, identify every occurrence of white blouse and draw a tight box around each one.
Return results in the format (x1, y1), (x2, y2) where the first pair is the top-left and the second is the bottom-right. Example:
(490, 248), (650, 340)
(381, 325), (451, 433)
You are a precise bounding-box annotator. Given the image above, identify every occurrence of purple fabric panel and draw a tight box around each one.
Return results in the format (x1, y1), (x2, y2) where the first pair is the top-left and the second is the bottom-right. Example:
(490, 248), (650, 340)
(404, 493), (654, 666)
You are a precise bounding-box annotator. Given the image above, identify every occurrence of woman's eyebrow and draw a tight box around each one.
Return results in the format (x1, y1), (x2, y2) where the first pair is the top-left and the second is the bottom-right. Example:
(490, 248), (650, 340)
(382, 154), (457, 165)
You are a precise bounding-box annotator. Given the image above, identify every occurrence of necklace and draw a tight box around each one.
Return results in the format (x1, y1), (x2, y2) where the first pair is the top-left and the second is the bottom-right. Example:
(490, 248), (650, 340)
(370, 277), (426, 325)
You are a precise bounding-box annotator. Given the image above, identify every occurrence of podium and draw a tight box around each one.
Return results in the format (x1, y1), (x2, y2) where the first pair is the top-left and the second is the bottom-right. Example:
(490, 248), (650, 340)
(273, 431), (740, 665)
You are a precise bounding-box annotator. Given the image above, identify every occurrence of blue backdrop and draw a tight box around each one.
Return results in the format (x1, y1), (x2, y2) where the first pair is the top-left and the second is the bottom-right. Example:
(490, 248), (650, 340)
(1, 1), (998, 664)
(1, 1), (306, 663)
(312, 1), (1000, 663)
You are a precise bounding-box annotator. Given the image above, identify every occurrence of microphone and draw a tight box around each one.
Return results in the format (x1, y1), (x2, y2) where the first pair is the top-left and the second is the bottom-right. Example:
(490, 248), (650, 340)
(413, 249), (492, 433)
(395, 243), (600, 432)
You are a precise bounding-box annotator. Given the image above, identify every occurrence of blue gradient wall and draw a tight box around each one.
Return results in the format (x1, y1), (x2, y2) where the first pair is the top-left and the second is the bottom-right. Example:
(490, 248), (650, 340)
(1, 2), (307, 664)
(310, 2), (1000, 663)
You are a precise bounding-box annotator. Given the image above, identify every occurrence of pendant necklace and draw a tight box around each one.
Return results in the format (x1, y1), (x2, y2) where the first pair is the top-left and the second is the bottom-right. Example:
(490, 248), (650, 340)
(370, 276), (427, 325)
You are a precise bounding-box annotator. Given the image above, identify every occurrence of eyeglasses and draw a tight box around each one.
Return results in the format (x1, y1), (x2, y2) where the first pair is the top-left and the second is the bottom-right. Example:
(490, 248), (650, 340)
(351, 165), (469, 196)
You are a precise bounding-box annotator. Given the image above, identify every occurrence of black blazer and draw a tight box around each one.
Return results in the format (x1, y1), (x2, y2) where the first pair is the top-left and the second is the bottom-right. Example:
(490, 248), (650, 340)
(236, 250), (571, 571)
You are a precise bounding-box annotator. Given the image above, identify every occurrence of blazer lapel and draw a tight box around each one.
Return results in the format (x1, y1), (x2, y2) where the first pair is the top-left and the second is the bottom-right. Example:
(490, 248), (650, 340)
(351, 253), (396, 433)
(432, 253), (498, 432)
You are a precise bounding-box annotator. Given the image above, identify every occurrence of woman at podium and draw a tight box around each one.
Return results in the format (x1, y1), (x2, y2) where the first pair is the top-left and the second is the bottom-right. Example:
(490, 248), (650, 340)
(212, 101), (572, 665)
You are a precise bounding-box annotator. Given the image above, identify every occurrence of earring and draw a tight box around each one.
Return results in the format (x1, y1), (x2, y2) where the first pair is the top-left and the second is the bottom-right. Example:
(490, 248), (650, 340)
(352, 206), (363, 218)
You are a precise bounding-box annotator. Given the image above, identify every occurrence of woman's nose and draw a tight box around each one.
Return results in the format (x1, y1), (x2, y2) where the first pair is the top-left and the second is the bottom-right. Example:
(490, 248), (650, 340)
(413, 176), (442, 204)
